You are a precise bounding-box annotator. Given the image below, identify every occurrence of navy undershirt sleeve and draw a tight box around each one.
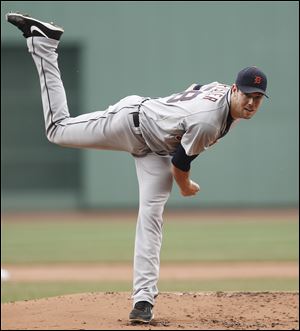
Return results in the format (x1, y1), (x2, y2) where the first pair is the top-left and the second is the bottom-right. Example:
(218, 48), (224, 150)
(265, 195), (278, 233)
(171, 144), (199, 172)
(193, 84), (202, 90)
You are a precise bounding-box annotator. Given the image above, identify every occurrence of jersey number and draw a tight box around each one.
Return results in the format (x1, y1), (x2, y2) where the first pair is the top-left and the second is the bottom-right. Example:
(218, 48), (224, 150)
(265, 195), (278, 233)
(166, 90), (202, 103)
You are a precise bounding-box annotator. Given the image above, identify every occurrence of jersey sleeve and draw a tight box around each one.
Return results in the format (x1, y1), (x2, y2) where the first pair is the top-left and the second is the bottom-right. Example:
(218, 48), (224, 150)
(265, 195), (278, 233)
(181, 123), (219, 156)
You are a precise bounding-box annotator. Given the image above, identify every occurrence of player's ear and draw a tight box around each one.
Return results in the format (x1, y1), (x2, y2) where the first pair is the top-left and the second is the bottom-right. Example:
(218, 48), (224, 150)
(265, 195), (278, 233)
(232, 84), (238, 93)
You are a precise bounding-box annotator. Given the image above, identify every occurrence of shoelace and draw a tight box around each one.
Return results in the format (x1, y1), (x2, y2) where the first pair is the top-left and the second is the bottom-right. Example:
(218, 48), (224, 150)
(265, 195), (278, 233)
(135, 301), (152, 310)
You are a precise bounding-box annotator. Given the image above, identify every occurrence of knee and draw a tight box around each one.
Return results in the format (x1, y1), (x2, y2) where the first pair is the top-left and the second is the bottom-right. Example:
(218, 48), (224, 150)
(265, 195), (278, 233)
(46, 125), (64, 146)
(140, 199), (167, 221)
(46, 130), (58, 145)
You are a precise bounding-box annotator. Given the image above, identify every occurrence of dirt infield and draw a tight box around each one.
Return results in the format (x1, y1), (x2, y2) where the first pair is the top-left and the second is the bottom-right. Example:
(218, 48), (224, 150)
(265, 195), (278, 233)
(1, 291), (299, 330)
(1, 261), (299, 281)
(1, 262), (299, 330)
(2, 207), (298, 223)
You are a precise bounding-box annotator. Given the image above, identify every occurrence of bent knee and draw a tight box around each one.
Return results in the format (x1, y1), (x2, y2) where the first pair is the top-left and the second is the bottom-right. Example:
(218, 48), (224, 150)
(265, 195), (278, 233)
(46, 126), (65, 146)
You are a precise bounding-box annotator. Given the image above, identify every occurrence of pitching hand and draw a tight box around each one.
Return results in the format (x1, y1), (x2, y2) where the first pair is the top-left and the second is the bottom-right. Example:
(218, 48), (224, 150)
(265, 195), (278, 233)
(180, 180), (200, 197)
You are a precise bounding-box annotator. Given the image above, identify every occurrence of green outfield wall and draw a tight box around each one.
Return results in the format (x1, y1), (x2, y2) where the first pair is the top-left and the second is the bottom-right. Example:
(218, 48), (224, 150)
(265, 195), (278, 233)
(1, 1), (299, 210)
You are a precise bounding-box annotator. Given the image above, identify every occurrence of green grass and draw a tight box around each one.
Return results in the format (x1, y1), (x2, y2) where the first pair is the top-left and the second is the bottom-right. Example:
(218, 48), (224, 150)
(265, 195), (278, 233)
(1, 216), (298, 303)
(162, 219), (299, 262)
(1, 281), (131, 303)
(2, 278), (298, 303)
(1, 218), (298, 263)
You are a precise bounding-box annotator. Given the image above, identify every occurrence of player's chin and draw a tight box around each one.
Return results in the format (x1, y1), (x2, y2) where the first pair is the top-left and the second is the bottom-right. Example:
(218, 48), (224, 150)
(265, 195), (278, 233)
(243, 110), (254, 119)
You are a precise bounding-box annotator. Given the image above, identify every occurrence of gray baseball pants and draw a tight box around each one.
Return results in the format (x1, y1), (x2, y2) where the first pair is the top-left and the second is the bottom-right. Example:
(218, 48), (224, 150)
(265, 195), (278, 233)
(26, 37), (173, 306)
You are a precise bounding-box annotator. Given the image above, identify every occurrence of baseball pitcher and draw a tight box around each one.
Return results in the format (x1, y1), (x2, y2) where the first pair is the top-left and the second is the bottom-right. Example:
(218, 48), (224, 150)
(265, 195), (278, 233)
(6, 12), (268, 324)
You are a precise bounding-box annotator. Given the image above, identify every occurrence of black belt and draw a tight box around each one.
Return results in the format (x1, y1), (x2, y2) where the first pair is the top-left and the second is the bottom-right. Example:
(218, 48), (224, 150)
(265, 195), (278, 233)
(132, 99), (149, 127)
(132, 112), (140, 127)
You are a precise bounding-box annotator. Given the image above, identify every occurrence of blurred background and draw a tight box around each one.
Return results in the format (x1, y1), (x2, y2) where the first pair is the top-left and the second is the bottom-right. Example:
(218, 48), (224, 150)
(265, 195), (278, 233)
(1, 1), (299, 303)
(1, 1), (298, 211)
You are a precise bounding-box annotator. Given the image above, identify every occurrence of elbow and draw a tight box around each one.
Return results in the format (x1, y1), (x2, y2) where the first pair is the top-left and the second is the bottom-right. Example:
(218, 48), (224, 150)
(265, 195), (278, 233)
(171, 160), (191, 173)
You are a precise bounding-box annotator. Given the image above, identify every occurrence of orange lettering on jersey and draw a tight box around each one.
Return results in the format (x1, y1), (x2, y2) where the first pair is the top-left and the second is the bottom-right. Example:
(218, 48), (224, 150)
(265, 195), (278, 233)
(254, 76), (262, 84)
(203, 96), (218, 102)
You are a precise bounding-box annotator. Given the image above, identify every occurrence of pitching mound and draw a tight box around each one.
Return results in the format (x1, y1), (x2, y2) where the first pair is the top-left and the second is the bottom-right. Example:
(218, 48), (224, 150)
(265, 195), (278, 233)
(1, 291), (298, 330)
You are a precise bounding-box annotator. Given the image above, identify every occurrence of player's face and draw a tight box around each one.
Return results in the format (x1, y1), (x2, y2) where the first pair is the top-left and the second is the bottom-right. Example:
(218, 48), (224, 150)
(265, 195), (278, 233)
(231, 85), (264, 119)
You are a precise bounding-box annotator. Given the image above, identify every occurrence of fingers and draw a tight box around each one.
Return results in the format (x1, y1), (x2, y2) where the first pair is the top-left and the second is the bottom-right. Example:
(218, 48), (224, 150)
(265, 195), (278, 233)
(181, 183), (200, 196)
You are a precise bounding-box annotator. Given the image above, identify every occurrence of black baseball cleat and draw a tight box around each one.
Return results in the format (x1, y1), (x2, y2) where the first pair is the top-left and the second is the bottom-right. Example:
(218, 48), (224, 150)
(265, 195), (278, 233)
(6, 12), (64, 40)
(129, 301), (154, 323)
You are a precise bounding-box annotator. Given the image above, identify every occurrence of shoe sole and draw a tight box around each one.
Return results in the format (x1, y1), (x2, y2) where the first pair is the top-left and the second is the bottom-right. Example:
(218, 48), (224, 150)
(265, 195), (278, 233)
(129, 313), (154, 324)
(6, 12), (64, 32)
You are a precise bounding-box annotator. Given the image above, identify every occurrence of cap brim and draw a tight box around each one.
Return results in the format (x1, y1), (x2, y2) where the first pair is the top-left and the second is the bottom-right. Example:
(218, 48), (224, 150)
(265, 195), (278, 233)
(239, 86), (269, 98)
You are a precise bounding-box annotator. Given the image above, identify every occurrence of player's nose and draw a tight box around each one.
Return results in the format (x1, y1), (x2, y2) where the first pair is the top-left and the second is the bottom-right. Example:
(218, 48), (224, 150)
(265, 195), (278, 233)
(248, 97), (254, 105)
(247, 97), (255, 108)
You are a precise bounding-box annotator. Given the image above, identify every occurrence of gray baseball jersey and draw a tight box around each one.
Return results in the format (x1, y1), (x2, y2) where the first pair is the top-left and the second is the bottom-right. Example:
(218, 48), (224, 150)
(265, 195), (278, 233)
(139, 82), (233, 156)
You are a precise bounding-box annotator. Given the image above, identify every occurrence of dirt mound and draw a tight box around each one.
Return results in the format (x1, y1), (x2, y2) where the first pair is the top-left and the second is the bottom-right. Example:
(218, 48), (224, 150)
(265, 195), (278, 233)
(1, 291), (298, 330)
